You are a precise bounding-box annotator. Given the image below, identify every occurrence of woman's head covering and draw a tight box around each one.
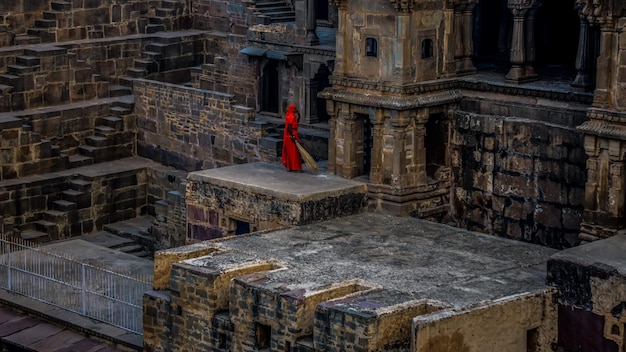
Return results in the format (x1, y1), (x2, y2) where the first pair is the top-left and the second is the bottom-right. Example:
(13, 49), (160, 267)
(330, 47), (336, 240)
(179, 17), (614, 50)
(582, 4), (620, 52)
(287, 104), (297, 113)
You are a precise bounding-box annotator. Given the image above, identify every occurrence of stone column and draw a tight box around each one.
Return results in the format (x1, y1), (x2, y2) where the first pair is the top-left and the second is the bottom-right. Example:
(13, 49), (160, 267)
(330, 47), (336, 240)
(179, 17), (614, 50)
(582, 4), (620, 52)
(415, 125), (427, 185)
(331, 1), (346, 76)
(455, 2), (477, 74)
(592, 25), (616, 109)
(370, 123), (384, 184)
(342, 118), (358, 178)
(572, 3), (594, 91)
(391, 126), (407, 188)
(395, 14), (411, 82)
(505, 0), (541, 84)
(460, 3), (477, 73)
(328, 114), (337, 173)
(306, 0), (319, 45)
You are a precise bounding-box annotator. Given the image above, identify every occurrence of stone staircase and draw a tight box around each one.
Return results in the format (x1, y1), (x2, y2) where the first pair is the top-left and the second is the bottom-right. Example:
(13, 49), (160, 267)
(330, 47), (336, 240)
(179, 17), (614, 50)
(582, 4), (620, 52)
(77, 102), (135, 164)
(18, 176), (93, 243)
(250, 0), (296, 24)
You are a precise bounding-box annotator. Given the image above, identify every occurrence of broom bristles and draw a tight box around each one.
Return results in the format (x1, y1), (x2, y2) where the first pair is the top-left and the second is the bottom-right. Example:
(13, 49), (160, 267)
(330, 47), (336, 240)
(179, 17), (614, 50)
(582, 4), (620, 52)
(295, 141), (318, 174)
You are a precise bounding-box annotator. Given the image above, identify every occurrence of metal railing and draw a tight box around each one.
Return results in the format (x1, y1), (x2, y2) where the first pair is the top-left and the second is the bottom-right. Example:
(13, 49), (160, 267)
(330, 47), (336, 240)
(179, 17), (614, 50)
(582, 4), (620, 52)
(0, 235), (152, 334)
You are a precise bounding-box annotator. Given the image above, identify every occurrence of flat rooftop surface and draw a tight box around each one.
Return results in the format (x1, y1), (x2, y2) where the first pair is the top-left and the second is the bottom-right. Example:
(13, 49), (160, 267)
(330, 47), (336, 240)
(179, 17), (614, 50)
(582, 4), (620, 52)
(188, 162), (366, 201)
(187, 213), (557, 308)
(550, 233), (626, 276)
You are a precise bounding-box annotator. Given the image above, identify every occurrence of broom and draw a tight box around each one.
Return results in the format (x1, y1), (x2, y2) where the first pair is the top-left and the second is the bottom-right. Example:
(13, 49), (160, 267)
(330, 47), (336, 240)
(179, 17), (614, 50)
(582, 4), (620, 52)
(294, 140), (318, 174)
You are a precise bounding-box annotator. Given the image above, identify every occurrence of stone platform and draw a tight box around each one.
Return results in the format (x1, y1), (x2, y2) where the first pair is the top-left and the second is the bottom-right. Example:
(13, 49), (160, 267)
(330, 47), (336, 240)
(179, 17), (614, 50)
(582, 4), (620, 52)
(147, 212), (559, 351)
(185, 162), (368, 240)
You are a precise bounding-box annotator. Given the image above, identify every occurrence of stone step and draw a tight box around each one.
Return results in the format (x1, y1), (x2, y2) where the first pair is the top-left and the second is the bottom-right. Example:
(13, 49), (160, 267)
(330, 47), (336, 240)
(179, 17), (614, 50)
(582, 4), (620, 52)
(143, 51), (163, 61)
(126, 67), (147, 78)
(85, 135), (109, 147)
(43, 11), (63, 21)
(97, 116), (124, 131)
(20, 229), (49, 243)
(51, 1), (72, 11)
(134, 59), (157, 73)
(110, 106), (132, 116)
(52, 199), (77, 212)
(94, 125), (117, 136)
(78, 144), (133, 162)
(27, 28), (56, 43)
(0, 84), (13, 94)
(62, 189), (91, 209)
(69, 178), (91, 192)
(145, 24), (165, 34)
(14, 36), (42, 45)
(8, 64), (39, 75)
(35, 19), (57, 28)
(34, 220), (59, 237)
(42, 210), (67, 223)
(0, 74), (19, 89)
(16, 55), (41, 67)
(109, 85), (132, 97)
(156, 7), (175, 17)
(118, 76), (135, 87)
(67, 154), (93, 168)
(24, 45), (67, 57)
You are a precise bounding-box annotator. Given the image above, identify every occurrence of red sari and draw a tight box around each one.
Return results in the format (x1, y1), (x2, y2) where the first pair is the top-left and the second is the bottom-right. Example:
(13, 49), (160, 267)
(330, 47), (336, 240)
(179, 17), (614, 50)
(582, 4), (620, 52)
(282, 104), (302, 171)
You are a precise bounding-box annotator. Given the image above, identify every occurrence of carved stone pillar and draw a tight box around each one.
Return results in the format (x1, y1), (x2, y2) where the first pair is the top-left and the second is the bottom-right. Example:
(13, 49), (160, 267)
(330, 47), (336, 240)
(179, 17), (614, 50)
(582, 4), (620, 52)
(592, 26), (616, 108)
(328, 114), (337, 173)
(415, 125), (427, 185)
(572, 4), (594, 91)
(459, 3), (477, 74)
(580, 133), (626, 241)
(370, 123), (384, 185)
(306, 0), (319, 45)
(505, 0), (541, 84)
(391, 126), (407, 188)
(342, 118), (358, 178)
(330, 0), (346, 76)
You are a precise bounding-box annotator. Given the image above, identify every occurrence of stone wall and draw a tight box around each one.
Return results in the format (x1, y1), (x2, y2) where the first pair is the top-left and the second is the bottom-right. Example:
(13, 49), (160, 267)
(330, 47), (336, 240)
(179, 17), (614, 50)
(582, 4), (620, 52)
(0, 158), (151, 240)
(546, 235), (626, 352)
(134, 78), (275, 171)
(451, 103), (588, 249)
(413, 291), (557, 352)
(0, 0), (193, 46)
(147, 166), (188, 250)
(192, 0), (250, 34)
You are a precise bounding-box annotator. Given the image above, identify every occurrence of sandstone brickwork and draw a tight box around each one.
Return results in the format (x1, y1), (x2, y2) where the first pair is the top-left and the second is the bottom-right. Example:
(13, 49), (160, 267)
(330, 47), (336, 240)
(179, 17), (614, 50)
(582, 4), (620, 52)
(451, 108), (588, 248)
(143, 213), (559, 352)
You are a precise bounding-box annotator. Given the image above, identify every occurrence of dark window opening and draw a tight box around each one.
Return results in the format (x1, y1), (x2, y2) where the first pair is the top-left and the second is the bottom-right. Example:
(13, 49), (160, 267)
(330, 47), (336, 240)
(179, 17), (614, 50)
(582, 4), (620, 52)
(255, 323), (271, 350)
(526, 327), (539, 352)
(425, 114), (447, 179)
(315, 64), (331, 123)
(366, 38), (377, 57)
(261, 61), (280, 114)
(421, 39), (433, 59)
(234, 219), (250, 235)
(316, 0), (329, 21)
(611, 324), (620, 336)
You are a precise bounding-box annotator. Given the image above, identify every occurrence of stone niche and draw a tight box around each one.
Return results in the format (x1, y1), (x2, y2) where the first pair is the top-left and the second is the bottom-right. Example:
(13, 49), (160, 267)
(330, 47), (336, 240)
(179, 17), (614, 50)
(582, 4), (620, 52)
(185, 162), (368, 240)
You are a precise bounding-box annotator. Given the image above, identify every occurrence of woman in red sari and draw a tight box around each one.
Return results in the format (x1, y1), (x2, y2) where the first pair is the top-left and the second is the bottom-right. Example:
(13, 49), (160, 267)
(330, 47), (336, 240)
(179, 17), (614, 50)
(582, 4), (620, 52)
(282, 104), (302, 172)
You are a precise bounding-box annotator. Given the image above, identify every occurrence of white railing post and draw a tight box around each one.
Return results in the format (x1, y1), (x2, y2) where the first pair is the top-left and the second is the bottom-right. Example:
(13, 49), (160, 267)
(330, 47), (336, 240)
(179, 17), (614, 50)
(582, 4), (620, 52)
(81, 262), (86, 315)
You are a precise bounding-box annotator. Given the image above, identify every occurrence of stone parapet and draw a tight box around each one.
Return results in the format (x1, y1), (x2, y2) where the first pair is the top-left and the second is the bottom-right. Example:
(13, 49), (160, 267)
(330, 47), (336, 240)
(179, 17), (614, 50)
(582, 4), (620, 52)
(185, 162), (368, 240)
